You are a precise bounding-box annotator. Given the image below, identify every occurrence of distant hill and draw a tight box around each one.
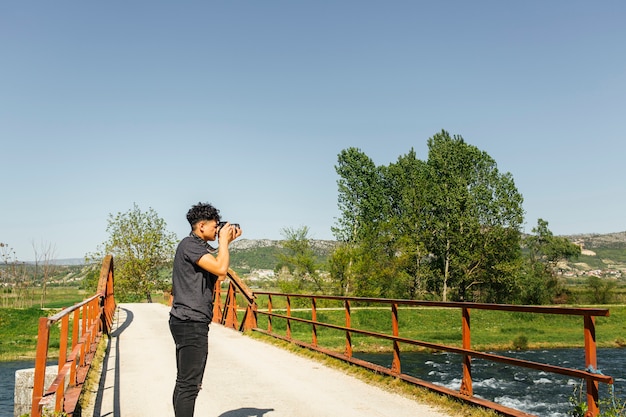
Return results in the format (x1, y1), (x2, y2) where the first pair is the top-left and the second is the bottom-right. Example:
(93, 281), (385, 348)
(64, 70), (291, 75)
(38, 232), (626, 275)
(562, 231), (626, 249)
(23, 258), (85, 266)
(229, 238), (338, 275)
(228, 233), (626, 279)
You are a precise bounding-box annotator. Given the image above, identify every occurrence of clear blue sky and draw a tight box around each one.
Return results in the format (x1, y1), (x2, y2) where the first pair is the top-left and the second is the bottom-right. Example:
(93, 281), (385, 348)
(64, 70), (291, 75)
(2, 1), (625, 260)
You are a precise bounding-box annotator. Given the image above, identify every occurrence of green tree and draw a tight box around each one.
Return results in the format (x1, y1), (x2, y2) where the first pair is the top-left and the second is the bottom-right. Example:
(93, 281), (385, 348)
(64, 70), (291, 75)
(422, 130), (524, 302)
(333, 147), (386, 243)
(275, 226), (325, 293)
(381, 149), (430, 298)
(586, 275), (616, 304)
(520, 218), (581, 304)
(327, 243), (355, 296)
(90, 203), (177, 302)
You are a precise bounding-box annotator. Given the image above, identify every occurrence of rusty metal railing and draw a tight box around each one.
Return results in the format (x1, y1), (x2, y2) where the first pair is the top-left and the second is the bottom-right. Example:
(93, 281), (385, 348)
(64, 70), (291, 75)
(31, 255), (116, 417)
(213, 268), (257, 331)
(226, 292), (612, 417)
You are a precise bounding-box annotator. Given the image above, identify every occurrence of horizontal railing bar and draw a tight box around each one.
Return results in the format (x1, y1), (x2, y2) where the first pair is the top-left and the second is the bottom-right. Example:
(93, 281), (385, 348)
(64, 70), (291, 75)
(254, 292), (610, 317)
(46, 294), (102, 323)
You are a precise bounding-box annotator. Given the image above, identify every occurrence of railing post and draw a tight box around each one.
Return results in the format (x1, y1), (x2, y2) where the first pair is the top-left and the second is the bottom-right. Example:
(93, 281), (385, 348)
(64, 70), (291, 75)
(460, 306), (473, 396)
(584, 314), (600, 417)
(213, 279), (223, 323)
(311, 297), (318, 347)
(224, 283), (238, 329)
(80, 304), (87, 367)
(391, 302), (401, 374)
(267, 294), (273, 333)
(240, 301), (257, 331)
(56, 314), (70, 411)
(70, 309), (79, 386)
(344, 299), (352, 358)
(286, 295), (292, 339)
(31, 317), (50, 417)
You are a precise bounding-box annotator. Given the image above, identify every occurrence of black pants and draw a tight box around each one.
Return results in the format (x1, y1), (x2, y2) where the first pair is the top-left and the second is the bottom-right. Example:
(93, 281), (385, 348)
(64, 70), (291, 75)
(169, 316), (209, 417)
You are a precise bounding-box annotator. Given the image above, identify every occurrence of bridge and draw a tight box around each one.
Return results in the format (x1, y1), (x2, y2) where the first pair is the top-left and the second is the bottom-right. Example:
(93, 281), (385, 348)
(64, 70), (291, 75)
(27, 255), (614, 417)
(81, 302), (449, 417)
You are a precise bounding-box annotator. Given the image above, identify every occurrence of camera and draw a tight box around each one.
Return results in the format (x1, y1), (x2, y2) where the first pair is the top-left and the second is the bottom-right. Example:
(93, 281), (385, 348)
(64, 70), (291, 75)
(217, 221), (240, 232)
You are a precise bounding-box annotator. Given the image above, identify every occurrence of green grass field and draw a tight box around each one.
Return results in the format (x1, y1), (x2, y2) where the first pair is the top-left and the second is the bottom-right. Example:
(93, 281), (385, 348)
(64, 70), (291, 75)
(2, 285), (625, 361)
(0, 286), (90, 360)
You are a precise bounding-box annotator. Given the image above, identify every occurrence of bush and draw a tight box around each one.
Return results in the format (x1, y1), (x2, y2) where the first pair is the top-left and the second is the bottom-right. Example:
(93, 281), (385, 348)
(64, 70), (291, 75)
(512, 335), (528, 350)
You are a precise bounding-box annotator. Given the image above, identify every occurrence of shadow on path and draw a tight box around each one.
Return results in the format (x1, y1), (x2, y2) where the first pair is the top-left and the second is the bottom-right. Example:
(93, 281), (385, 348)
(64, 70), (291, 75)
(218, 407), (275, 417)
(91, 307), (133, 417)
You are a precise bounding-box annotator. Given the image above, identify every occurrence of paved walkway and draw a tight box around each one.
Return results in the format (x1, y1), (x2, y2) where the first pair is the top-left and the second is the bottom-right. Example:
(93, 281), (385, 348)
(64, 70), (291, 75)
(84, 303), (451, 417)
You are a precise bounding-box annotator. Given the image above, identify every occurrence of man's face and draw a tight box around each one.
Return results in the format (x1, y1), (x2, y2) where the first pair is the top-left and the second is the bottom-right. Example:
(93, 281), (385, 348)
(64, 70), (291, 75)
(197, 219), (219, 241)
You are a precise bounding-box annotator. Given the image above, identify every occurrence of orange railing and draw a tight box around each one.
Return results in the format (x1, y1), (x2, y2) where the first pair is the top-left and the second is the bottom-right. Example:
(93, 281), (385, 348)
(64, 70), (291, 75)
(221, 289), (613, 417)
(213, 269), (257, 331)
(31, 255), (116, 417)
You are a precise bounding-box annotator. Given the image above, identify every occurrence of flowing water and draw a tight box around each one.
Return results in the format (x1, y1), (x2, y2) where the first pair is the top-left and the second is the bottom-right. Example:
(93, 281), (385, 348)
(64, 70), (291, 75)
(355, 348), (626, 417)
(1, 360), (35, 417)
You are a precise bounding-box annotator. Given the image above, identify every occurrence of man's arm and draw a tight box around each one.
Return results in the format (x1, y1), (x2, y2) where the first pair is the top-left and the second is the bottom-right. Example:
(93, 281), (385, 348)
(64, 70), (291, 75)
(196, 223), (242, 275)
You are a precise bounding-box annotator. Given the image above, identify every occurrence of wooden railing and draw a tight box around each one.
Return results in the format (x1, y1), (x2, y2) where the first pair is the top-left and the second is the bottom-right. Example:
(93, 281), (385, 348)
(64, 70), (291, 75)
(221, 288), (613, 417)
(31, 255), (116, 417)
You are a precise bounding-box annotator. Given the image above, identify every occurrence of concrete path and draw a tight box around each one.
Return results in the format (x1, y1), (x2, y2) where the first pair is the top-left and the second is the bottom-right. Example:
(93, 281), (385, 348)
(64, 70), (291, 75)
(85, 303), (451, 417)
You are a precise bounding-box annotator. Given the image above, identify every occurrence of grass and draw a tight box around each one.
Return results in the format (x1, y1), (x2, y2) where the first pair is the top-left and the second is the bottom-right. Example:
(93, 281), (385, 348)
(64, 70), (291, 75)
(3, 284), (625, 361)
(0, 285), (88, 309)
(0, 286), (90, 361)
(252, 304), (626, 352)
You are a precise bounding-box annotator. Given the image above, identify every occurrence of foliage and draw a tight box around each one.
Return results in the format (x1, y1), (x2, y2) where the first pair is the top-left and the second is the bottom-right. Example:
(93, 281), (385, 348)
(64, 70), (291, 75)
(569, 382), (626, 417)
(331, 131), (526, 303)
(520, 219), (581, 304)
(587, 275), (617, 304)
(275, 226), (328, 293)
(333, 148), (385, 244)
(88, 203), (177, 302)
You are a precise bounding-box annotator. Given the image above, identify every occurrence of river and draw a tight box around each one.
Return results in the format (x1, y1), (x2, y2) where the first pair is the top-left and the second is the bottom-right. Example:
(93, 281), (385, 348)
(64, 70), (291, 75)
(1, 349), (625, 417)
(1, 360), (35, 417)
(356, 348), (626, 417)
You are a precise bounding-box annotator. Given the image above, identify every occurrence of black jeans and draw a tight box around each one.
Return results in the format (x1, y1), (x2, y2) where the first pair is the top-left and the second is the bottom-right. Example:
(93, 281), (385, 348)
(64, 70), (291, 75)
(169, 316), (209, 417)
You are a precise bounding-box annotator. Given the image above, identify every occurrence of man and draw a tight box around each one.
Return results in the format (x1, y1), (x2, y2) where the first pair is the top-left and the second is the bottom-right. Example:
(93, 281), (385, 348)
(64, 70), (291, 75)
(169, 202), (242, 417)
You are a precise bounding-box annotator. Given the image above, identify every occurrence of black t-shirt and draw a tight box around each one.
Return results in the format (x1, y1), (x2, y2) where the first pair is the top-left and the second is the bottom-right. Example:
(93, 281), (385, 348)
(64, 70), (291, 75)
(169, 234), (219, 323)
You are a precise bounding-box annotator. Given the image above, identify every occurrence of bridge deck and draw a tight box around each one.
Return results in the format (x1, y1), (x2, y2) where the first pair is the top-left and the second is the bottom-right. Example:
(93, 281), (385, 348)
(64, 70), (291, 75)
(83, 303), (450, 417)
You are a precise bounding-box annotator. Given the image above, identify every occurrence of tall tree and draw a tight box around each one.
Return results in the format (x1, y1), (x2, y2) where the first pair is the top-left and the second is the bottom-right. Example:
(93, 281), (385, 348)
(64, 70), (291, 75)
(333, 148), (386, 243)
(382, 149), (430, 298)
(332, 148), (387, 297)
(90, 203), (177, 302)
(421, 130), (524, 301)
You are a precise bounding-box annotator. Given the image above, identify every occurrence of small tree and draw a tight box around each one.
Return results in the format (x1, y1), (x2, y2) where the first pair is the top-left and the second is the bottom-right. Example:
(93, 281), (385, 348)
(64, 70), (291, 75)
(586, 275), (616, 304)
(90, 203), (177, 302)
(32, 240), (57, 308)
(520, 218), (581, 304)
(275, 226), (325, 293)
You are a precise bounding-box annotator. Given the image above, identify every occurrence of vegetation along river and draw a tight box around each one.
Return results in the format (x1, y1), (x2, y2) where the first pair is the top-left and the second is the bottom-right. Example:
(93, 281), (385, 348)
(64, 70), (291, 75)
(355, 348), (626, 417)
(1, 349), (625, 417)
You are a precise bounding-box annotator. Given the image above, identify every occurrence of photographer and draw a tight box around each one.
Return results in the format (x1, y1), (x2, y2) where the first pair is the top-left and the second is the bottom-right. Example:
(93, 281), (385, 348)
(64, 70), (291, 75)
(169, 202), (242, 417)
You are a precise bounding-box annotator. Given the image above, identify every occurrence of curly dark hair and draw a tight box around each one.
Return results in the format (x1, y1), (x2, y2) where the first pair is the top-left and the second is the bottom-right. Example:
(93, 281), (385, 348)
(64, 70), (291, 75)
(186, 202), (221, 228)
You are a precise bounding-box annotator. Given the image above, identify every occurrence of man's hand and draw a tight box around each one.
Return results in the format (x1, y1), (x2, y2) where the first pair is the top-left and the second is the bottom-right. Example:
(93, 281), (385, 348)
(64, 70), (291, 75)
(218, 222), (242, 244)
